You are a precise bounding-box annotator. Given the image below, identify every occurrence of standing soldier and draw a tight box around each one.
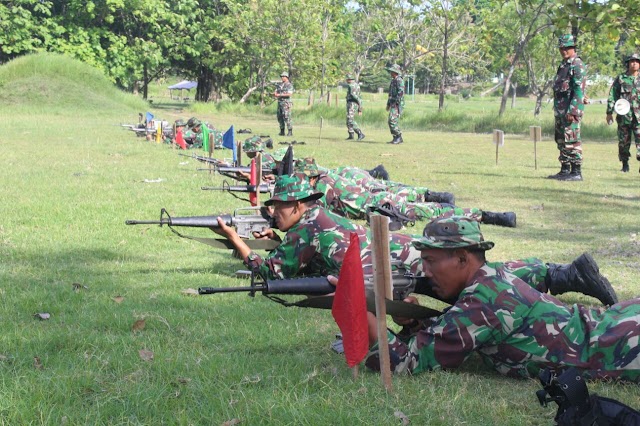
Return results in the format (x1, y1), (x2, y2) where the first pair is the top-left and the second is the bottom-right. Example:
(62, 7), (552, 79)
(275, 71), (294, 136)
(549, 34), (587, 181)
(606, 53), (640, 173)
(345, 74), (365, 140)
(386, 64), (405, 145)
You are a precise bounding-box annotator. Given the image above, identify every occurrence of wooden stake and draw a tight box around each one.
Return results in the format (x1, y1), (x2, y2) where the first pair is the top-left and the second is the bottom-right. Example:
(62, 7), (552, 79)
(370, 215), (393, 392)
(530, 126), (541, 170)
(492, 129), (504, 165)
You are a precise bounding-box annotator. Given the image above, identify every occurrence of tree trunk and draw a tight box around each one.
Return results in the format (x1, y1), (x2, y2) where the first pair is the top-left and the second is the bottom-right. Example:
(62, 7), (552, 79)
(142, 64), (149, 100)
(498, 63), (516, 116)
(534, 91), (544, 116)
(439, 19), (449, 110)
(239, 86), (259, 103)
(196, 66), (213, 102)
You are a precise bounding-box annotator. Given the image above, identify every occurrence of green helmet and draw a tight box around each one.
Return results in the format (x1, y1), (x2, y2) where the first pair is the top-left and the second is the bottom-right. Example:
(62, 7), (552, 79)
(386, 64), (402, 75)
(558, 34), (576, 49)
(625, 53), (640, 64)
(280, 71), (289, 78)
(412, 216), (494, 251)
(264, 173), (324, 206)
(272, 147), (288, 162)
(175, 119), (187, 127)
(242, 136), (263, 153)
(294, 157), (321, 176)
(186, 117), (201, 128)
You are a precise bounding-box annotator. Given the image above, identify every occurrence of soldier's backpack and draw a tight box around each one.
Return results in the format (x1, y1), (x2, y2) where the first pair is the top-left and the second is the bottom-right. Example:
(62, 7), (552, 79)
(537, 367), (640, 425)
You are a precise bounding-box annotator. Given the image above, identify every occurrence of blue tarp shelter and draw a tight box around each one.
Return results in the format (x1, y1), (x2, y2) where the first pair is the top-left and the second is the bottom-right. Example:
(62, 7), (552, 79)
(168, 80), (197, 101)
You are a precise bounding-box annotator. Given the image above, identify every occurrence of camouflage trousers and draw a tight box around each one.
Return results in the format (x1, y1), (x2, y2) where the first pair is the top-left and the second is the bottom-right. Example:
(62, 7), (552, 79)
(616, 117), (640, 162)
(368, 193), (482, 223)
(554, 116), (583, 165)
(388, 104), (402, 137)
(346, 101), (361, 133)
(277, 101), (293, 131)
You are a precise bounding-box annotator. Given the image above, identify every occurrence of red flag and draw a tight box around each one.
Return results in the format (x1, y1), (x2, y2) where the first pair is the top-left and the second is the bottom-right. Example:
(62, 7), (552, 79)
(175, 128), (187, 150)
(332, 232), (369, 368)
(249, 158), (258, 206)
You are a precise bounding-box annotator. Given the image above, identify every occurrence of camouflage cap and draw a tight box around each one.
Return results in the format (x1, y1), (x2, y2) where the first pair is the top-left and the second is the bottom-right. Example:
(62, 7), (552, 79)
(294, 157), (321, 176)
(242, 135), (263, 153)
(558, 34), (576, 49)
(186, 117), (201, 128)
(264, 173), (324, 206)
(272, 147), (288, 162)
(386, 64), (402, 74)
(281, 71), (289, 78)
(625, 53), (640, 64)
(345, 74), (355, 80)
(412, 216), (494, 251)
(175, 119), (187, 127)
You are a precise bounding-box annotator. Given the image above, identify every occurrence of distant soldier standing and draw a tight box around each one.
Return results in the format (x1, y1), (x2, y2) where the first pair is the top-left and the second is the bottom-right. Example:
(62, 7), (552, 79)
(606, 53), (640, 173)
(386, 64), (405, 145)
(345, 74), (365, 140)
(549, 34), (587, 181)
(275, 71), (294, 136)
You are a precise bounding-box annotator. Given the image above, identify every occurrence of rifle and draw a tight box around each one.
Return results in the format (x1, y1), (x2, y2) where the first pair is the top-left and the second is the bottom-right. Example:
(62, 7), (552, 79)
(178, 153), (229, 166)
(201, 182), (273, 193)
(198, 268), (451, 319)
(125, 206), (279, 250)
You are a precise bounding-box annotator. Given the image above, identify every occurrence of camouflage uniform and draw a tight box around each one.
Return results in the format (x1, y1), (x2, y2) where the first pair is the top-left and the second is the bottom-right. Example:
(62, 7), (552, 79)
(386, 64), (405, 142)
(244, 175), (424, 280)
(314, 170), (481, 223)
(276, 74), (294, 134)
(336, 166), (430, 203)
(346, 77), (363, 136)
(184, 117), (223, 150)
(606, 55), (640, 168)
(366, 217), (636, 382)
(552, 36), (586, 168)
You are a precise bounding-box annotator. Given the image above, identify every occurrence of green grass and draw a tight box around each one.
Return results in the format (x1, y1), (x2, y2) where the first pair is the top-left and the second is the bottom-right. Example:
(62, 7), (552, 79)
(1, 53), (640, 425)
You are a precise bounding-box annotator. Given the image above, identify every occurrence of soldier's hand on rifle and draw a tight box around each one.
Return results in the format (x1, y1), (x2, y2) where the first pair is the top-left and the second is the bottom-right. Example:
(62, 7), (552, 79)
(565, 114), (577, 123)
(210, 216), (238, 239)
(391, 296), (420, 326)
(252, 228), (280, 242)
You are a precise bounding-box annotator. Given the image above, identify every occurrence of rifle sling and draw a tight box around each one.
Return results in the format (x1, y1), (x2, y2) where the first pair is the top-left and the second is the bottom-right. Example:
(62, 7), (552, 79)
(171, 230), (279, 251)
(266, 294), (442, 320)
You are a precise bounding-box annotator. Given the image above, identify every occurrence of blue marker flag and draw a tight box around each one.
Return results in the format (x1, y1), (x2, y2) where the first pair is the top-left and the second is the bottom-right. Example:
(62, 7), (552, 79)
(222, 125), (236, 162)
(145, 112), (154, 123)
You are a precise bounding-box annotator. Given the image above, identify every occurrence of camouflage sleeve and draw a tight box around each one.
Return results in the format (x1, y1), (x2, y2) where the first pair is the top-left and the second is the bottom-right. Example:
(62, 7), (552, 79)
(247, 227), (318, 280)
(373, 288), (511, 375)
(569, 59), (586, 116)
(606, 76), (620, 115)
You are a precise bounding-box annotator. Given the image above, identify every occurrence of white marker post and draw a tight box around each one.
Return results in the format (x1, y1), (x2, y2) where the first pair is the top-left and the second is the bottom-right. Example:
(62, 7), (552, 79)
(529, 126), (542, 170)
(492, 129), (504, 165)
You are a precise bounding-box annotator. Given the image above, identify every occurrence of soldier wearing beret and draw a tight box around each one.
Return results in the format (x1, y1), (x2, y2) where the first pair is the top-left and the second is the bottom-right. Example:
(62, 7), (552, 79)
(606, 53), (640, 173)
(364, 217), (634, 382)
(549, 35), (587, 181)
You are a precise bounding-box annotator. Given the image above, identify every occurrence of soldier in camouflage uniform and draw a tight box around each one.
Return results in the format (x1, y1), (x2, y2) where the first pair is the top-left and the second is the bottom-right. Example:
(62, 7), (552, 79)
(296, 159), (516, 228)
(386, 64), (405, 145)
(549, 35), (587, 181)
(214, 175), (616, 305)
(363, 217), (631, 380)
(184, 117), (223, 150)
(606, 53), (640, 173)
(275, 72), (294, 136)
(345, 74), (365, 140)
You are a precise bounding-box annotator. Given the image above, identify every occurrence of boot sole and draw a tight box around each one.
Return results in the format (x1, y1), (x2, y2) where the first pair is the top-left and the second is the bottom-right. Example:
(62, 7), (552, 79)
(574, 253), (618, 305)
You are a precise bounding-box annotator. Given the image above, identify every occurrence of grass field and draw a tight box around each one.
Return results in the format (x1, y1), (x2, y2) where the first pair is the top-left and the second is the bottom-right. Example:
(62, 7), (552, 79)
(1, 53), (639, 425)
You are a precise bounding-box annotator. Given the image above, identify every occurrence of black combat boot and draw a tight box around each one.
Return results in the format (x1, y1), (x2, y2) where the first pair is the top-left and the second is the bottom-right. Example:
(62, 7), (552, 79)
(621, 161), (629, 172)
(356, 130), (365, 141)
(346, 132), (354, 140)
(547, 163), (570, 179)
(279, 128), (285, 136)
(545, 253), (618, 306)
(481, 211), (517, 228)
(424, 191), (455, 205)
(388, 135), (403, 145)
(368, 164), (389, 180)
(558, 163), (583, 181)
(287, 129), (293, 136)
